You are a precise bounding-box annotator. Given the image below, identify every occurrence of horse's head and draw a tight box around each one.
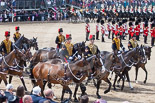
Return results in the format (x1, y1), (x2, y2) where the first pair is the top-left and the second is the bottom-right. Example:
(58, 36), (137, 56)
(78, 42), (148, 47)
(30, 37), (39, 50)
(24, 49), (32, 62)
(144, 46), (152, 60)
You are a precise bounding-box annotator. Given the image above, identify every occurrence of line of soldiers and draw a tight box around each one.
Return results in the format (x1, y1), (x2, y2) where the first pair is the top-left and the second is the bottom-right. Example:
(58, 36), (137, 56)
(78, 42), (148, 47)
(85, 17), (155, 47)
(55, 28), (100, 63)
(0, 27), (21, 56)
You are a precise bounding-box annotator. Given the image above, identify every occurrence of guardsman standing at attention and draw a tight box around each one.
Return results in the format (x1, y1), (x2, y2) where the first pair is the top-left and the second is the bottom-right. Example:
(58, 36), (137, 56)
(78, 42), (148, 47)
(101, 20), (106, 42)
(55, 28), (65, 52)
(96, 19), (100, 40)
(60, 34), (73, 63)
(13, 26), (21, 42)
(134, 21), (140, 41)
(88, 35), (100, 55)
(143, 22), (149, 44)
(0, 31), (13, 56)
(128, 34), (138, 50)
(85, 19), (90, 41)
(151, 23), (155, 46)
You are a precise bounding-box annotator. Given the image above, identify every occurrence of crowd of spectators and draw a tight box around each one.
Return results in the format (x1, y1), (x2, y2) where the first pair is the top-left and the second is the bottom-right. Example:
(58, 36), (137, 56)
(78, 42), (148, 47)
(0, 0), (154, 22)
(0, 84), (109, 103)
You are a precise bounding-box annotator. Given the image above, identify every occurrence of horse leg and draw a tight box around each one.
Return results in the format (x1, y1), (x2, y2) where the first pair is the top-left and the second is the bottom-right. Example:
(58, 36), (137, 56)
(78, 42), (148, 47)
(19, 77), (27, 91)
(113, 74), (118, 90)
(118, 73), (125, 91)
(117, 71), (125, 87)
(96, 80), (102, 99)
(43, 81), (47, 90)
(109, 71), (113, 80)
(9, 75), (13, 84)
(61, 87), (65, 101)
(73, 84), (79, 102)
(135, 66), (139, 83)
(93, 79), (97, 87)
(104, 78), (111, 94)
(1, 75), (8, 86)
(142, 66), (148, 84)
(125, 71), (133, 90)
(80, 83), (87, 96)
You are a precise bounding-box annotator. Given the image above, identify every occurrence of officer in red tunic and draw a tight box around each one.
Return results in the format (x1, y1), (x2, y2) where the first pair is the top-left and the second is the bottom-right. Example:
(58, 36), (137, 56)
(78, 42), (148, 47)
(128, 22), (133, 40)
(118, 22), (123, 41)
(151, 23), (155, 46)
(85, 19), (90, 41)
(107, 18), (112, 39)
(96, 19), (100, 40)
(143, 22), (149, 44)
(0, 31), (13, 56)
(134, 21), (140, 41)
(101, 20), (105, 42)
(111, 20), (116, 40)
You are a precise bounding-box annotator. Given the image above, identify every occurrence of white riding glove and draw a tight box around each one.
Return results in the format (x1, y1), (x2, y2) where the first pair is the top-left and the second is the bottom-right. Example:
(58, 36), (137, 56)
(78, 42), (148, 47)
(69, 57), (73, 60)
(78, 55), (81, 59)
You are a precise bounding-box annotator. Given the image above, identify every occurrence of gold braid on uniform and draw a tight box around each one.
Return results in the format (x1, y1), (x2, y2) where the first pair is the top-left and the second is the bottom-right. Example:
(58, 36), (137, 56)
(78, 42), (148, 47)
(3, 40), (11, 54)
(129, 39), (138, 48)
(58, 35), (65, 43)
(113, 38), (120, 50)
(88, 44), (97, 55)
(14, 33), (21, 39)
(65, 43), (73, 56)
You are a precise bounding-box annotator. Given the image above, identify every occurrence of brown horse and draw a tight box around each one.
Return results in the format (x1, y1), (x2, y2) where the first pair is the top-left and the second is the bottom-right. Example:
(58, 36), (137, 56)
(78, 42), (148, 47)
(134, 46), (152, 84)
(0, 48), (26, 86)
(8, 49), (32, 91)
(32, 55), (101, 101)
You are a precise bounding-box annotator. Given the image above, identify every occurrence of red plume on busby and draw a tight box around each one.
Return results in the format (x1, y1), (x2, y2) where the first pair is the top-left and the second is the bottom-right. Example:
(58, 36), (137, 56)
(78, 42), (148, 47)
(15, 26), (19, 31)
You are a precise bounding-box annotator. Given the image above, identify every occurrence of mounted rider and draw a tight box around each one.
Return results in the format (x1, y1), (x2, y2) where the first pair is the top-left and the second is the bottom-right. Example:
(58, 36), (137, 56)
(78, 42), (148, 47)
(13, 26), (21, 42)
(0, 31), (13, 56)
(55, 28), (65, 52)
(112, 31), (125, 54)
(128, 34), (138, 50)
(60, 34), (74, 63)
(88, 35), (100, 55)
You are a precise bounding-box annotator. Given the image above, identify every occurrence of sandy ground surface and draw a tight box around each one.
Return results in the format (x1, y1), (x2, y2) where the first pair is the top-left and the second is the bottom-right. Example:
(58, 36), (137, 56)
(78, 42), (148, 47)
(0, 22), (155, 103)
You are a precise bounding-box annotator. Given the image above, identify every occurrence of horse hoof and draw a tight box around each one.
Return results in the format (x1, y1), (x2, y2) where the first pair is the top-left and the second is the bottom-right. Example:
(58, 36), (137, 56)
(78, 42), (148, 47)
(144, 81), (146, 84)
(135, 80), (138, 84)
(130, 88), (134, 90)
(97, 95), (101, 99)
(113, 88), (117, 91)
(53, 96), (57, 100)
(104, 90), (109, 94)
(74, 99), (79, 102)
(116, 85), (120, 88)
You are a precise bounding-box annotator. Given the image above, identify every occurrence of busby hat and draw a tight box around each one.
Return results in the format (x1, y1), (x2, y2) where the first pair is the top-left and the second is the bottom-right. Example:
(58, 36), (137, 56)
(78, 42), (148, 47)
(108, 18), (112, 22)
(112, 20), (115, 24)
(96, 19), (100, 23)
(58, 28), (63, 33)
(129, 22), (133, 26)
(66, 34), (72, 40)
(116, 18), (119, 23)
(135, 21), (139, 25)
(86, 19), (89, 23)
(151, 23), (155, 28)
(15, 26), (19, 31)
(101, 20), (104, 25)
(89, 35), (95, 40)
(119, 22), (122, 26)
(144, 23), (148, 27)
(5, 31), (10, 37)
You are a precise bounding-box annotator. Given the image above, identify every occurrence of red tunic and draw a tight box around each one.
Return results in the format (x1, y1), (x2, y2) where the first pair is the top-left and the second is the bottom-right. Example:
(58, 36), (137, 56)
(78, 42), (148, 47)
(119, 26), (123, 36)
(151, 28), (155, 37)
(96, 24), (99, 32)
(107, 24), (111, 31)
(134, 26), (140, 36)
(86, 24), (90, 33)
(143, 27), (149, 36)
(111, 25), (115, 34)
(101, 25), (105, 34)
